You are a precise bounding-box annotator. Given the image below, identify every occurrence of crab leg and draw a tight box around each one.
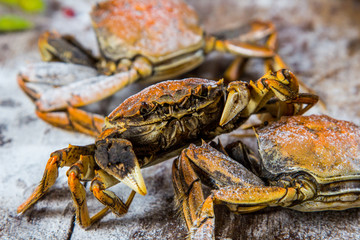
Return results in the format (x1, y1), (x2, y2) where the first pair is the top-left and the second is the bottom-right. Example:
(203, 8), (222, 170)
(35, 58), (150, 112)
(91, 171), (136, 223)
(264, 48), (326, 109)
(66, 158), (136, 227)
(206, 21), (276, 60)
(262, 92), (319, 118)
(17, 144), (96, 214)
(216, 21), (277, 82)
(191, 186), (298, 240)
(35, 107), (104, 137)
(236, 93), (319, 132)
(172, 142), (265, 239)
(18, 58), (152, 135)
(17, 62), (99, 101)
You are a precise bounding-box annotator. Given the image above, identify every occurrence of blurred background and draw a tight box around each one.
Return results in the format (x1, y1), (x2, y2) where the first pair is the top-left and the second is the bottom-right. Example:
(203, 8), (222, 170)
(1, 0), (360, 239)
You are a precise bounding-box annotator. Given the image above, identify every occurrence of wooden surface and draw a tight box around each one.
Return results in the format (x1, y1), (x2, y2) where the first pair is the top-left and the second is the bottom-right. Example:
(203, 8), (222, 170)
(1, 0), (360, 239)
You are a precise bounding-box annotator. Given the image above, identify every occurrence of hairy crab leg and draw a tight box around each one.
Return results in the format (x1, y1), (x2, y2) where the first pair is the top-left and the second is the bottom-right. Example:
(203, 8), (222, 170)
(17, 144), (96, 214)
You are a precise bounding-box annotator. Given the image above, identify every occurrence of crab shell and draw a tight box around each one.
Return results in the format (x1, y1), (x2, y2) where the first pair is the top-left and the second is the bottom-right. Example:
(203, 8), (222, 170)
(256, 115), (360, 184)
(90, 0), (204, 63)
(97, 78), (225, 163)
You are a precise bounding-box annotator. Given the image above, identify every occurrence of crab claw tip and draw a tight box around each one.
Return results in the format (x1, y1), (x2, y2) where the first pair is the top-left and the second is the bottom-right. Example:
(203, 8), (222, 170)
(220, 85), (250, 126)
(121, 165), (147, 196)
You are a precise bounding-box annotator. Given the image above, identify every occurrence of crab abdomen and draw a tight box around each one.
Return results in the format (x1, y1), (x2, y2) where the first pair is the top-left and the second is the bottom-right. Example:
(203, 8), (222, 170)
(257, 115), (360, 184)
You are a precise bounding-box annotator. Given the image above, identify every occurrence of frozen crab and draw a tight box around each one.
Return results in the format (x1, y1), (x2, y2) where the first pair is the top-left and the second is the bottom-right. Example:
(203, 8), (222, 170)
(17, 0), (301, 136)
(173, 114), (360, 239)
(18, 69), (317, 228)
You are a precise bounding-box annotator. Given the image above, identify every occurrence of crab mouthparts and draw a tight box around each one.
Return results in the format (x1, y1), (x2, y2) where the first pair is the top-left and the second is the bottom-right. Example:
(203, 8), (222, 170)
(120, 165), (147, 196)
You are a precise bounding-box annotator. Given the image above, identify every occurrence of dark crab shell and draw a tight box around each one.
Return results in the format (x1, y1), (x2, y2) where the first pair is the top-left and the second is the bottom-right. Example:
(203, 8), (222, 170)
(98, 78), (225, 161)
(90, 0), (204, 63)
(256, 115), (360, 184)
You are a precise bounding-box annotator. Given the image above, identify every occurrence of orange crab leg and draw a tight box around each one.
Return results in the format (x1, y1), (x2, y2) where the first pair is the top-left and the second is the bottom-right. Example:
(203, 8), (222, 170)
(268, 55), (326, 109)
(172, 150), (205, 228)
(263, 92), (319, 118)
(36, 107), (104, 137)
(210, 21), (277, 82)
(236, 92), (319, 132)
(205, 21), (276, 58)
(67, 161), (136, 228)
(91, 170), (136, 218)
(17, 144), (95, 214)
(173, 142), (266, 239)
(191, 186), (297, 239)
(17, 155), (60, 214)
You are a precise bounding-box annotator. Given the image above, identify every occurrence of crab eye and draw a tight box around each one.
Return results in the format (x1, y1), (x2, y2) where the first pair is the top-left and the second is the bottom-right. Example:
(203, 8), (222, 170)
(140, 102), (150, 114)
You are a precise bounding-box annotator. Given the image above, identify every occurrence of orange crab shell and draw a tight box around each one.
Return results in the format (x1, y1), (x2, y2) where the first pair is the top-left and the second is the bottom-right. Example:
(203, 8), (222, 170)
(91, 0), (204, 62)
(256, 115), (360, 183)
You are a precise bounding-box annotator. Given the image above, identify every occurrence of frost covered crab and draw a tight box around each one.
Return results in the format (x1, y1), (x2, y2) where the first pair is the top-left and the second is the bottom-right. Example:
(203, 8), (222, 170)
(18, 69), (318, 228)
(17, 0), (297, 136)
(173, 114), (360, 239)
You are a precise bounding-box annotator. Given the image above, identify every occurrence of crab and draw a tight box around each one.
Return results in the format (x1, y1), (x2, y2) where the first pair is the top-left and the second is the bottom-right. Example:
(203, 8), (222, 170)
(17, 69), (318, 228)
(16, 0), (306, 136)
(172, 114), (360, 239)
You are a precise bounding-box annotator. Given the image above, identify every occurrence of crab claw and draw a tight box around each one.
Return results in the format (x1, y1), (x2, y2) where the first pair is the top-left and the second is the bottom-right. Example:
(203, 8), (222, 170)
(95, 138), (147, 196)
(220, 81), (250, 126)
(39, 31), (96, 67)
